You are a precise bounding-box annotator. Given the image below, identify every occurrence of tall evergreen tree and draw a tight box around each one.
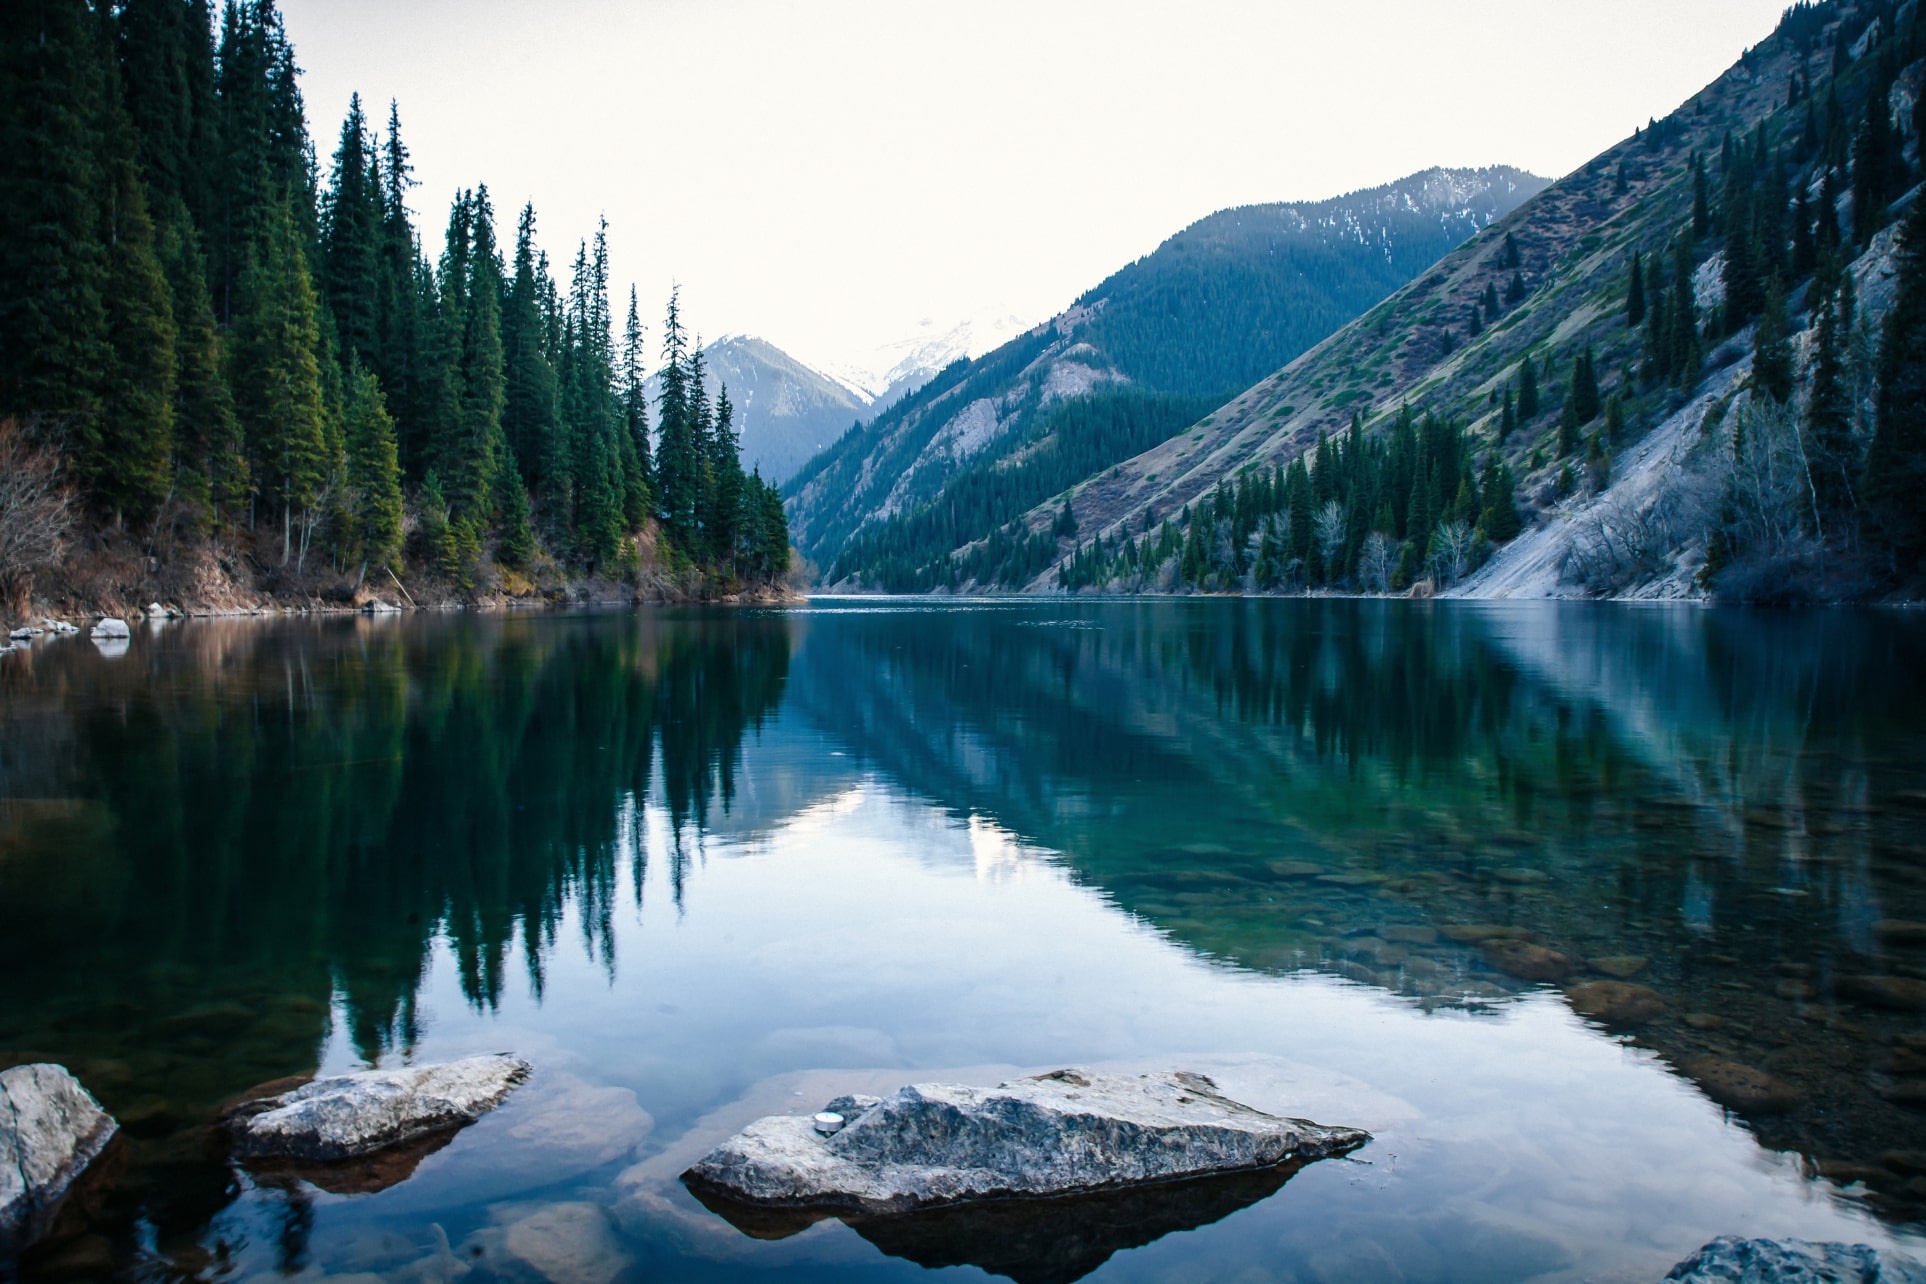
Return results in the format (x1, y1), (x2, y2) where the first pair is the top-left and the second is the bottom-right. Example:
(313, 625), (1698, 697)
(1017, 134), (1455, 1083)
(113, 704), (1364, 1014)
(1864, 194), (1926, 567)
(342, 359), (403, 573)
(1754, 274), (1793, 403)
(1517, 356), (1539, 419)
(1626, 249), (1646, 325)
(233, 190), (330, 563)
(321, 93), (382, 372)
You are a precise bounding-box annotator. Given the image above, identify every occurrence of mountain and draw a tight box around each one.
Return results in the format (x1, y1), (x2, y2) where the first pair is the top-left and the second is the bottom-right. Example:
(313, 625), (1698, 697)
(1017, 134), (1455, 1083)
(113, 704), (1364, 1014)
(655, 336), (872, 487)
(823, 312), (1035, 415)
(784, 165), (1548, 585)
(976, 0), (1923, 602)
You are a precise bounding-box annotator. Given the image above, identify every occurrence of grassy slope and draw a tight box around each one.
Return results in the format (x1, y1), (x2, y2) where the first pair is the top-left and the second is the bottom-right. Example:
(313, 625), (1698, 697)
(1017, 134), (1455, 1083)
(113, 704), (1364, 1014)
(1009, 24), (1807, 585)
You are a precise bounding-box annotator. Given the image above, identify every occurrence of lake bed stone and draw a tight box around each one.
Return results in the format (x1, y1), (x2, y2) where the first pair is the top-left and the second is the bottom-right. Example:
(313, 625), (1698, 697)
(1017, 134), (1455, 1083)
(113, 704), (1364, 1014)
(683, 1068), (1368, 1215)
(0, 1064), (120, 1257)
(1482, 940), (1576, 983)
(1589, 955), (1649, 979)
(222, 1053), (531, 1162)
(1682, 1056), (1802, 1114)
(1841, 976), (1926, 1011)
(1664, 1234), (1926, 1282)
(1566, 981), (1666, 1028)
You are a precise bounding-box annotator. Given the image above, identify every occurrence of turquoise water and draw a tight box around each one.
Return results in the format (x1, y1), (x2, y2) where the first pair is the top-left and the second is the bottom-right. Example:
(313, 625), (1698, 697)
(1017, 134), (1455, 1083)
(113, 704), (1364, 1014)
(3, 600), (1925, 1282)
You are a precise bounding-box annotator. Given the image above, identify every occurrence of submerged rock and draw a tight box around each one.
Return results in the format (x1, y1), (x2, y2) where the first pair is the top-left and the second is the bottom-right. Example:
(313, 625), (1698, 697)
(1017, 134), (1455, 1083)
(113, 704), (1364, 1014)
(0, 1064), (120, 1257)
(1482, 940), (1576, 983)
(223, 1053), (531, 1162)
(1681, 1056), (1802, 1114)
(1590, 955), (1650, 979)
(683, 1068), (1368, 1216)
(1841, 976), (1926, 1011)
(1664, 1235), (1926, 1282)
(1566, 981), (1666, 1028)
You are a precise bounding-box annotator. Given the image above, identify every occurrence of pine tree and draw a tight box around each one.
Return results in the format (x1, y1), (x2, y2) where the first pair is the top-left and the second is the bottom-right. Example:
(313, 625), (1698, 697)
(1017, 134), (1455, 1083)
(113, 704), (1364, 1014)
(1667, 234), (1702, 385)
(1505, 270), (1527, 305)
(1499, 388), (1516, 439)
(1481, 460), (1522, 542)
(1482, 280), (1500, 320)
(1286, 457), (1312, 565)
(89, 22), (178, 525)
(342, 359), (403, 573)
(618, 287), (651, 528)
(1557, 394), (1581, 457)
(1853, 91), (1896, 245)
(1754, 274), (1793, 402)
(1503, 232), (1521, 269)
(494, 462), (535, 567)
(233, 191), (330, 564)
(1572, 347), (1600, 424)
(321, 94), (382, 372)
(503, 202), (561, 492)
(156, 202), (247, 522)
(1518, 356), (1539, 419)
(1864, 193), (1926, 566)
(1805, 282), (1855, 525)
(450, 186), (505, 546)
(0, 0), (110, 426)
(1692, 152), (1712, 238)
(1627, 249), (1646, 325)
(654, 288), (698, 548)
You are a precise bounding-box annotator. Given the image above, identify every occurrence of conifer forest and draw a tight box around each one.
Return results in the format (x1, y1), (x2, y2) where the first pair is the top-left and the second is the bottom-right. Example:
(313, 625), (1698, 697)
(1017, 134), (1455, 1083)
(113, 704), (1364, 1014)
(0, 0), (790, 615)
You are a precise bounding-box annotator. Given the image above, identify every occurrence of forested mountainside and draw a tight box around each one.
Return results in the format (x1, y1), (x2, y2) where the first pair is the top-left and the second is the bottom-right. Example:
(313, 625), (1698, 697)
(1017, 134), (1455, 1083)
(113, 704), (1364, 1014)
(1001, 0), (1926, 603)
(784, 166), (1547, 587)
(651, 335), (871, 487)
(0, 0), (790, 621)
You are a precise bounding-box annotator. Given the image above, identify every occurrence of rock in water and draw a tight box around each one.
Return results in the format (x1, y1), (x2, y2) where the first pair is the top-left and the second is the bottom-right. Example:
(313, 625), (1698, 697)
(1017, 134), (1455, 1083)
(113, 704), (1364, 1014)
(89, 618), (129, 640)
(1664, 1235), (1926, 1282)
(683, 1068), (1368, 1216)
(1566, 980), (1666, 1028)
(223, 1054), (532, 1162)
(0, 1065), (120, 1256)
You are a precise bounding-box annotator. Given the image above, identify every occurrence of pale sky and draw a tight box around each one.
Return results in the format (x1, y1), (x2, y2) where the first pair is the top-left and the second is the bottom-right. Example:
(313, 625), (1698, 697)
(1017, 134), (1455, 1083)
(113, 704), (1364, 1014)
(280, 0), (1791, 377)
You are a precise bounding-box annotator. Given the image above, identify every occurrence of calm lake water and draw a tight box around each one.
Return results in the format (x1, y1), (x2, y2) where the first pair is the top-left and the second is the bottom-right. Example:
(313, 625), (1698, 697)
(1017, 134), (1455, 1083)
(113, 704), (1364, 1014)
(4, 599), (1926, 1283)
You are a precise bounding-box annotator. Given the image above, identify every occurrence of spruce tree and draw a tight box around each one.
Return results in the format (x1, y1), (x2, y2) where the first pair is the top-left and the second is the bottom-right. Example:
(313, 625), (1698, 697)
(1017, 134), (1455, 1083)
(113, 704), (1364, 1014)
(1500, 388), (1516, 439)
(1864, 193), (1926, 566)
(1852, 92), (1895, 245)
(1572, 347), (1600, 424)
(1627, 249), (1646, 325)
(0, 0), (111, 426)
(342, 360), (403, 573)
(90, 30), (178, 526)
(1805, 283), (1855, 525)
(233, 191), (330, 564)
(450, 186), (505, 545)
(618, 287), (652, 528)
(1754, 274), (1793, 402)
(1517, 356), (1539, 419)
(321, 94), (382, 371)
(156, 202), (248, 522)
(503, 202), (561, 492)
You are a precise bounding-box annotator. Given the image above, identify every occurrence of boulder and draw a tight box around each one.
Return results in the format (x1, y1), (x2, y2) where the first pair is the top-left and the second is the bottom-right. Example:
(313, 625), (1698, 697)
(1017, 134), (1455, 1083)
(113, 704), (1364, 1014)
(1589, 955), (1649, 979)
(144, 602), (166, 618)
(222, 1053), (531, 1162)
(89, 618), (129, 640)
(1664, 1235), (1926, 1282)
(682, 1068), (1368, 1216)
(0, 1064), (120, 1257)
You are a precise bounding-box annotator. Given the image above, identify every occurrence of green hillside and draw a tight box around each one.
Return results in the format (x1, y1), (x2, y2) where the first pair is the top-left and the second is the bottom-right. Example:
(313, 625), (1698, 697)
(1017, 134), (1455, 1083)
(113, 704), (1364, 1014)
(1019, 0), (1926, 602)
(785, 167), (1546, 586)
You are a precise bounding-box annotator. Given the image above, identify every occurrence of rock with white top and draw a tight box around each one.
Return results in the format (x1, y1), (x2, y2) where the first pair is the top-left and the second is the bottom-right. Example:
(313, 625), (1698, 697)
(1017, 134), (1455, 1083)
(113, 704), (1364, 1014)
(223, 1054), (532, 1162)
(1664, 1235), (1926, 1282)
(90, 618), (129, 640)
(683, 1068), (1368, 1215)
(0, 1064), (120, 1257)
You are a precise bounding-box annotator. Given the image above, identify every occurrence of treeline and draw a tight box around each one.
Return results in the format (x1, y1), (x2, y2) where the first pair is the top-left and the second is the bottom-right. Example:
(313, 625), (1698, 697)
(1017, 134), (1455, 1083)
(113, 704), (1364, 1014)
(1058, 408), (1519, 593)
(829, 389), (1215, 592)
(0, 0), (787, 596)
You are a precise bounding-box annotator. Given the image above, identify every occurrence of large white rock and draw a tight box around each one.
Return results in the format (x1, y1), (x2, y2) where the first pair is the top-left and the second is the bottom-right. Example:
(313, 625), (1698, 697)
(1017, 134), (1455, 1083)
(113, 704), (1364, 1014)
(0, 1064), (120, 1256)
(89, 618), (130, 640)
(1665, 1236), (1926, 1282)
(224, 1054), (532, 1162)
(683, 1068), (1368, 1215)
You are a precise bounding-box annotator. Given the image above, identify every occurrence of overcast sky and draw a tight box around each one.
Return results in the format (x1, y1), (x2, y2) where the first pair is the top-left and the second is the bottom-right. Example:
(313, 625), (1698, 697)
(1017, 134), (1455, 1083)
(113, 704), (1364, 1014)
(279, 0), (1791, 376)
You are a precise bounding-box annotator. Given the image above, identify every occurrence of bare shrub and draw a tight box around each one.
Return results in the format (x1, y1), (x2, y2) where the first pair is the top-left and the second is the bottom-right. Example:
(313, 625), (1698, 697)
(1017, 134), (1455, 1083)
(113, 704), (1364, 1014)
(1359, 531), (1394, 594)
(1428, 519), (1474, 585)
(1314, 501), (1346, 575)
(0, 419), (75, 618)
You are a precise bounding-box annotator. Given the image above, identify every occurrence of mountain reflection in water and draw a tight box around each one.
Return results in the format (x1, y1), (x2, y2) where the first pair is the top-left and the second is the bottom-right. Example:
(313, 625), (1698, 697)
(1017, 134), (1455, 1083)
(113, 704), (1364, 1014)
(1, 600), (1924, 1282)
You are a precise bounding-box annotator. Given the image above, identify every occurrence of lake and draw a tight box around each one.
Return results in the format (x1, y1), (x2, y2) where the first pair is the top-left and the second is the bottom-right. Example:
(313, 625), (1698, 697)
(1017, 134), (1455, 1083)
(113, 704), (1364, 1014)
(3, 599), (1926, 1283)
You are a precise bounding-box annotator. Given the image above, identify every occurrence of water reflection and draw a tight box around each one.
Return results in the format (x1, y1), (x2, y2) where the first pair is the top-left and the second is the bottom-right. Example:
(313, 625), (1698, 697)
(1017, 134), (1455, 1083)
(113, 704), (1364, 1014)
(2, 601), (1925, 1280)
